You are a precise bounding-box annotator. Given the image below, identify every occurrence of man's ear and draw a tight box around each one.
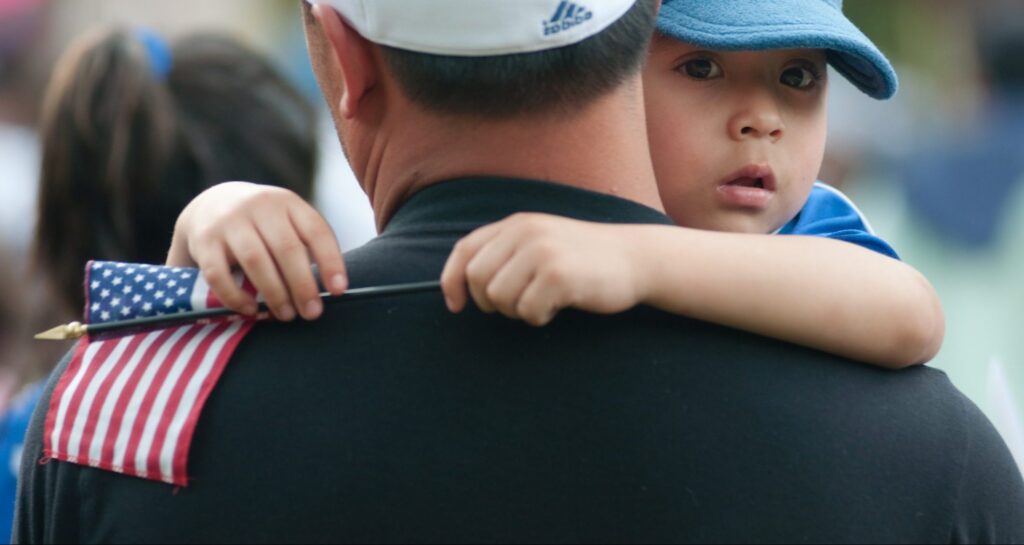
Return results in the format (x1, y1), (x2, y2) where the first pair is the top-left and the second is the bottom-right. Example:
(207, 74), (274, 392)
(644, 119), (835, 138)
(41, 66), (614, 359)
(311, 5), (378, 119)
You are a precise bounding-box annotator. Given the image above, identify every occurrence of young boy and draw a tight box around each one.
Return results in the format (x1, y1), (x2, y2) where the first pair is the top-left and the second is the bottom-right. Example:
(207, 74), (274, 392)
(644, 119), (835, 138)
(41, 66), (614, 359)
(167, 0), (943, 369)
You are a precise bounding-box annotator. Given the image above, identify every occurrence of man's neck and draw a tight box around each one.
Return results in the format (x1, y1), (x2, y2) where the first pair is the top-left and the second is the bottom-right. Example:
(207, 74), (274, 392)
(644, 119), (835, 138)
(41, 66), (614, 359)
(357, 81), (664, 231)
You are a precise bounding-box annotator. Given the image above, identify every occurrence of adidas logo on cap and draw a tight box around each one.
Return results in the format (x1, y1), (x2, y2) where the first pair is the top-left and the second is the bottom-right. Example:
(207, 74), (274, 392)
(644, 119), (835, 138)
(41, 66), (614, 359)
(543, 1), (594, 36)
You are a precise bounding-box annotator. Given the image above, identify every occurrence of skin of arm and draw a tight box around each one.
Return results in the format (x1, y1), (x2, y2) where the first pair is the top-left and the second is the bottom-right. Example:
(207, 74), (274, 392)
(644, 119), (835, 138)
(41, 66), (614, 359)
(442, 214), (944, 370)
(632, 224), (945, 369)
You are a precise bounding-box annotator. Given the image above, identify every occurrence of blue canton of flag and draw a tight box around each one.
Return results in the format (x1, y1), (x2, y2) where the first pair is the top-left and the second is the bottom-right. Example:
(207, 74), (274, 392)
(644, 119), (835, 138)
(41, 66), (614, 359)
(86, 261), (222, 325)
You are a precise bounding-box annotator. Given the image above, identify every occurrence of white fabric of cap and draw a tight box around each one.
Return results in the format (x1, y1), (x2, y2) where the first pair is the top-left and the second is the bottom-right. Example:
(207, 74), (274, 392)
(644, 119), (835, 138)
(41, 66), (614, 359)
(308, 0), (638, 56)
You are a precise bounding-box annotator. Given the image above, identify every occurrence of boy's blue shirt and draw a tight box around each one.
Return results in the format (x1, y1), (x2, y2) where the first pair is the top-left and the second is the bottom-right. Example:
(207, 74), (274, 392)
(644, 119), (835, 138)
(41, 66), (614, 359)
(777, 182), (900, 260)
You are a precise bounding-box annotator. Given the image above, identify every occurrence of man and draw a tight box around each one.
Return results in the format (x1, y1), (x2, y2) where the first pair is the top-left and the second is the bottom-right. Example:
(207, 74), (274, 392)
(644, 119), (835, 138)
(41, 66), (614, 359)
(15, 0), (1024, 542)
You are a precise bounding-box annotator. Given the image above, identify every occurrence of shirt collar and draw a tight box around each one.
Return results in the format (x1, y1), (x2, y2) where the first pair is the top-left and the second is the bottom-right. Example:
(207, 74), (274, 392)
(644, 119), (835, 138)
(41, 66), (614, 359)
(383, 177), (673, 237)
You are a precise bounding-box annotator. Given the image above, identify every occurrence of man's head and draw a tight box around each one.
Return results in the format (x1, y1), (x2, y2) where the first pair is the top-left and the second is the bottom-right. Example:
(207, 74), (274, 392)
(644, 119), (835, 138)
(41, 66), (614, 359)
(300, 0), (661, 227)
(302, 0), (658, 120)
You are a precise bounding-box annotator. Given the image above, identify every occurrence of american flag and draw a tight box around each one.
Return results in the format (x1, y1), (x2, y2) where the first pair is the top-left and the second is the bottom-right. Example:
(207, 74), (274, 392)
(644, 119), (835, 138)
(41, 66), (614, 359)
(44, 261), (256, 486)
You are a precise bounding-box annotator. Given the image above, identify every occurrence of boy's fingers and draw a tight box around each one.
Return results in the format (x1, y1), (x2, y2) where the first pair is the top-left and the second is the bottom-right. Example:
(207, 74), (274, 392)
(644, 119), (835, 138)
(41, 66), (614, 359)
(463, 231), (521, 314)
(225, 227), (296, 322)
(441, 224), (502, 313)
(483, 251), (538, 320)
(191, 241), (257, 316)
(254, 214), (323, 321)
(290, 207), (348, 296)
(516, 275), (565, 328)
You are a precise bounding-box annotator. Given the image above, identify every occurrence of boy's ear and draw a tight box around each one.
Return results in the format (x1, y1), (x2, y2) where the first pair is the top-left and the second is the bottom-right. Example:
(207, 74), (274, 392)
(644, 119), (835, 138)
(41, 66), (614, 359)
(311, 5), (379, 119)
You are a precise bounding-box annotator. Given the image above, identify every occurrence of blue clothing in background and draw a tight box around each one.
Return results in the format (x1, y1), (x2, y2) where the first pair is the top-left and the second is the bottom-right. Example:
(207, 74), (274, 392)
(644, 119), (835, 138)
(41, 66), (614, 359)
(901, 94), (1024, 249)
(0, 383), (44, 544)
(778, 182), (900, 259)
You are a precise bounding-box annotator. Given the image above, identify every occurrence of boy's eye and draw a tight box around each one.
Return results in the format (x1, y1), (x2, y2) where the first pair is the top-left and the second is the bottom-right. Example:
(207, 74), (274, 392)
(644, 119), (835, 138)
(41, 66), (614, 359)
(780, 66), (819, 89)
(681, 58), (723, 80)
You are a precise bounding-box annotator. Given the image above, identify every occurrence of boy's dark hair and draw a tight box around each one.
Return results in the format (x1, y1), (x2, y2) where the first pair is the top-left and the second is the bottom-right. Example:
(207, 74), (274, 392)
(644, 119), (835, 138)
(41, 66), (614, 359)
(303, 0), (658, 118)
(34, 29), (319, 316)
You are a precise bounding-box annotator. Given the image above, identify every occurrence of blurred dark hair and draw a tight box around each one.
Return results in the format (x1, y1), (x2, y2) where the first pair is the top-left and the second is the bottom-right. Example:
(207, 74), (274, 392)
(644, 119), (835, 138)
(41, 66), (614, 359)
(34, 29), (318, 315)
(302, 0), (658, 119)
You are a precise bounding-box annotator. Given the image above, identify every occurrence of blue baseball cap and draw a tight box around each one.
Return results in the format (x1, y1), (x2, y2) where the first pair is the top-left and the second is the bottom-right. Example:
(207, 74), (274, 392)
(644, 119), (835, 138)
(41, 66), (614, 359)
(656, 0), (898, 99)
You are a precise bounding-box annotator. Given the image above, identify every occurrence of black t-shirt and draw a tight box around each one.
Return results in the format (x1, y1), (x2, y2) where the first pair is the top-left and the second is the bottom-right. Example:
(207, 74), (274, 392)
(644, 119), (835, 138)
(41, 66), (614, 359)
(15, 178), (1024, 543)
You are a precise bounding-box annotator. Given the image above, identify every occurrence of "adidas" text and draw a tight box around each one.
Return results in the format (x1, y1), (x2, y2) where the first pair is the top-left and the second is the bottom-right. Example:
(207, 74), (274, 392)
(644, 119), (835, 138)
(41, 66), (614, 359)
(543, 1), (594, 36)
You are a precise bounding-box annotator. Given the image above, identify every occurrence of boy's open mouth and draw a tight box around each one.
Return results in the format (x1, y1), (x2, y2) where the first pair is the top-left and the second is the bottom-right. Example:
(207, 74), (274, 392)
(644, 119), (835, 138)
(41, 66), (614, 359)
(717, 165), (777, 209)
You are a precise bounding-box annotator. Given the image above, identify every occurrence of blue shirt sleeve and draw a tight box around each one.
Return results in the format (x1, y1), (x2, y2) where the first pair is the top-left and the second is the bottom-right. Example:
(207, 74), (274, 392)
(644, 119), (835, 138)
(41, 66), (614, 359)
(0, 382), (45, 544)
(777, 182), (900, 260)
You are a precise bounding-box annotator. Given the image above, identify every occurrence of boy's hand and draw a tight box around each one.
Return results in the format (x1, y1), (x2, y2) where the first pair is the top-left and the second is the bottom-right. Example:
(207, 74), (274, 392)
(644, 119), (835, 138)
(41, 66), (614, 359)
(166, 182), (348, 321)
(441, 214), (647, 326)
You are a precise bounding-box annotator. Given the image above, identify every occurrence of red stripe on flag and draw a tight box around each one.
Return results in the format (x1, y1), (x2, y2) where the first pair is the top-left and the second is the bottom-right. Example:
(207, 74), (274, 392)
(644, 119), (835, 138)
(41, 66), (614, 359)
(96, 327), (178, 466)
(43, 339), (93, 458)
(171, 320), (253, 485)
(121, 326), (196, 477)
(145, 322), (226, 481)
(74, 333), (149, 464)
(55, 340), (118, 463)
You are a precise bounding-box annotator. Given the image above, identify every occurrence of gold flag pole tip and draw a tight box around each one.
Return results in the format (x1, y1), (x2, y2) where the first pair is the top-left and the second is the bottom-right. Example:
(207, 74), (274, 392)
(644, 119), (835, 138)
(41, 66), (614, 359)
(35, 322), (88, 341)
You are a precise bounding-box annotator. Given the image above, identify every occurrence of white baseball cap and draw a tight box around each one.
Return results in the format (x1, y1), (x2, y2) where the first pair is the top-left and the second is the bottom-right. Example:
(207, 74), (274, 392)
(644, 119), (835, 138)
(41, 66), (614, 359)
(307, 0), (638, 57)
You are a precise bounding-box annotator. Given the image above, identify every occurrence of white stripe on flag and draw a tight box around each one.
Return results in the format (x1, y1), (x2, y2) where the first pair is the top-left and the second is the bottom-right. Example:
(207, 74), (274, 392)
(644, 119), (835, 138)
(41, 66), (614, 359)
(159, 321), (244, 482)
(65, 336), (134, 460)
(111, 326), (192, 471)
(133, 324), (217, 478)
(86, 330), (164, 465)
(49, 341), (106, 456)
(190, 275), (211, 311)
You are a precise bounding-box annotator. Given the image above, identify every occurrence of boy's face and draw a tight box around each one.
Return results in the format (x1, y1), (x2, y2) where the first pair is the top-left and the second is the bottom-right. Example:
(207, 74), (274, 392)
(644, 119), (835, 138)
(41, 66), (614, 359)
(643, 37), (829, 233)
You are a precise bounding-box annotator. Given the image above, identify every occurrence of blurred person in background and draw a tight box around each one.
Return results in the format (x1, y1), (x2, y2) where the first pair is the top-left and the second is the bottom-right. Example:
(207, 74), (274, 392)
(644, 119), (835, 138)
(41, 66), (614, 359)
(901, 4), (1024, 249)
(0, 247), (33, 545)
(0, 27), (319, 541)
(0, 0), (44, 254)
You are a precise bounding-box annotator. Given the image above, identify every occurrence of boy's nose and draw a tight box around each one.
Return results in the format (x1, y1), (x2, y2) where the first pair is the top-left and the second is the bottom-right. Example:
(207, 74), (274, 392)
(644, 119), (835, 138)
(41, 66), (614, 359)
(728, 99), (785, 143)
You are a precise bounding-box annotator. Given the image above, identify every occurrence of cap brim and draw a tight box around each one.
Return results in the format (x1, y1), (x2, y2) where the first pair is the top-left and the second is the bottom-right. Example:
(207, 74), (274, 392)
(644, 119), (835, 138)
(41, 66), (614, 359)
(656, 0), (898, 99)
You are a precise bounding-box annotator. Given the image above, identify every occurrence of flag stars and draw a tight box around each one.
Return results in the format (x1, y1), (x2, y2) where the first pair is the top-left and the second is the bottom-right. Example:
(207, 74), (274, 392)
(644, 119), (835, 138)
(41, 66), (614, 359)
(177, 288), (187, 297)
(103, 270), (112, 278)
(145, 283), (155, 291)
(91, 281), (100, 290)
(135, 274), (145, 283)
(111, 297), (122, 307)
(133, 294), (143, 304)
(91, 303), (101, 312)
(122, 285), (133, 295)
(112, 277), (123, 286)
(164, 298), (175, 308)
(155, 290), (165, 299)
(181, 272), (192, 279)
(143, 303), (153, 312)
(101, 311), (111, 321)
(167, 280), (178, 288)
(101, 289), (111, 299)
(158, 273), (168, 280)
(121, 307), (132, 317)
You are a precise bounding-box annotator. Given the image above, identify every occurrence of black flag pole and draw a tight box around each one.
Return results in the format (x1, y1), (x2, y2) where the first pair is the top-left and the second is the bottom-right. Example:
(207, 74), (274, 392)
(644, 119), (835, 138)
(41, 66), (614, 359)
(35, 280), (443, 341)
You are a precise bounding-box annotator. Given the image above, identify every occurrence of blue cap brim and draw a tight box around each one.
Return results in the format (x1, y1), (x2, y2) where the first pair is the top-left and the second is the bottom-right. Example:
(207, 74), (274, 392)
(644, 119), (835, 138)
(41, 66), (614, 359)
(656, 0), (898, 100)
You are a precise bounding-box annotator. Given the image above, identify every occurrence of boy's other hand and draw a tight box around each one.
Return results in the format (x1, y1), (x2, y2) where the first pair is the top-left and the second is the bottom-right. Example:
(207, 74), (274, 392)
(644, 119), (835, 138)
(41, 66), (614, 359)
(166, 181), (348, 322)
(441, 214), (647, 327)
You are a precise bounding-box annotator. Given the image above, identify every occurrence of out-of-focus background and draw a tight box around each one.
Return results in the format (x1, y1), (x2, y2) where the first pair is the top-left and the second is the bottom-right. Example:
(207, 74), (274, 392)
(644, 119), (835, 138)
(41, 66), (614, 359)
(0, 0), (1022, 467)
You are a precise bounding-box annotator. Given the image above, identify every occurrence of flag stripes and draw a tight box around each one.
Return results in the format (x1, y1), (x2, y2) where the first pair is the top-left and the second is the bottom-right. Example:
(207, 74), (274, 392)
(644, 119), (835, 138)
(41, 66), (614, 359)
(44, 262), (256, 486)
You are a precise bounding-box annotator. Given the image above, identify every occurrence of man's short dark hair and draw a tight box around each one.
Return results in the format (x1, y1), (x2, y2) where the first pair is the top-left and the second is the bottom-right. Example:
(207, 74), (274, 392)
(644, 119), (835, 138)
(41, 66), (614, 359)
(380, 0), (658, 119)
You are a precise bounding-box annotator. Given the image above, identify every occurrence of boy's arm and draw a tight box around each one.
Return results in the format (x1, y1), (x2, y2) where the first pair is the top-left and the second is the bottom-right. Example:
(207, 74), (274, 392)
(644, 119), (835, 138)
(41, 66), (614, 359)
(443, 215), (944, 369)
(636, 225), (944, 368)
